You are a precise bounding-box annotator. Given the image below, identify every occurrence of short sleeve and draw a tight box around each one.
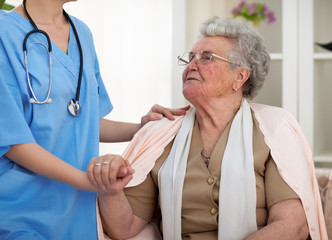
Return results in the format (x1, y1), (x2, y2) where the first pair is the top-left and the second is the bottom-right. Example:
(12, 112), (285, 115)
(94, 56), (113, 119)
(0, 58), (35, 156)
(265, 156), (299, 208)
(124, 172), (158, 222)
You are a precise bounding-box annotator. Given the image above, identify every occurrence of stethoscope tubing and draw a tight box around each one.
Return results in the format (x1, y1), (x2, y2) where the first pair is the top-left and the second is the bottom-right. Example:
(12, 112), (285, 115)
(25, 49), (53, 104)
(23, 29), (52, 52)
(22, 0), (83, 115)
(65, 12), (83, 103)
(23, 29), (53, 104)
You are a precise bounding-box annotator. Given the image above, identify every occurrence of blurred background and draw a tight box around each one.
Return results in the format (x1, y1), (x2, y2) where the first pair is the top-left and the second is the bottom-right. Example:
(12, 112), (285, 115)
(4, 0), (332, 166)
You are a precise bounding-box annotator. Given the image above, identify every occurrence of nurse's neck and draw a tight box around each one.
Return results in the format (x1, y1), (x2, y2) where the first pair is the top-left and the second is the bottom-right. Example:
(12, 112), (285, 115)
(15, 0), (71, 54)
(16, 0), (67, 27)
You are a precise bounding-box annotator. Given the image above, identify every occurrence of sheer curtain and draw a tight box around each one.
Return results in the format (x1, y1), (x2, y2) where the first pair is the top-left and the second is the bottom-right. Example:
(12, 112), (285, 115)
(65, 0), (174, 154)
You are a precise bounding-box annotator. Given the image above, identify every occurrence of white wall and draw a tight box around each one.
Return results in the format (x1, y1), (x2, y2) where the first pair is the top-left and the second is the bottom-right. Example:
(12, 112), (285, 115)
(64, 0), (175, 154)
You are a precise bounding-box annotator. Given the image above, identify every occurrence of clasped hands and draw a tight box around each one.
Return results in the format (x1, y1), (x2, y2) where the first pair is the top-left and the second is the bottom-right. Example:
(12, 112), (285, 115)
(87, 154), (133, 195)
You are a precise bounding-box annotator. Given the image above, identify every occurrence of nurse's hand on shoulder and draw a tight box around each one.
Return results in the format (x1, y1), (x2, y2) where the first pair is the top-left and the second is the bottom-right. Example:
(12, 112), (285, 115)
(87, 154), (134, 195)
(140, 104), (190, 127)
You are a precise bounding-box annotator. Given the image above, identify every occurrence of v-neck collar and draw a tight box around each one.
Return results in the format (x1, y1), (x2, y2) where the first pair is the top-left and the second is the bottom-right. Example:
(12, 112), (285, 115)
(191, 117), (233, 174)
(10, 10), (80, 79)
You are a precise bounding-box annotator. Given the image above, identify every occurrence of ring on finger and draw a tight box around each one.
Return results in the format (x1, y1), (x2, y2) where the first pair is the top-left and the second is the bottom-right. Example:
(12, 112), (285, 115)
(102, 161), (110, 165)
(94, 162), (102, 166)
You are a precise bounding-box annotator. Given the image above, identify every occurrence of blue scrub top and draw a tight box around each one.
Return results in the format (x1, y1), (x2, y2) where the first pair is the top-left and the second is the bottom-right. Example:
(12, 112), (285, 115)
(0, 10), (112, 239)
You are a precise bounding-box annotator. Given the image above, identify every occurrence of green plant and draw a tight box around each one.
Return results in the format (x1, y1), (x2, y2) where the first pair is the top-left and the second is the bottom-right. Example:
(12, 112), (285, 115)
(231, 1), (276, 27)
(0, 0), (15, 10)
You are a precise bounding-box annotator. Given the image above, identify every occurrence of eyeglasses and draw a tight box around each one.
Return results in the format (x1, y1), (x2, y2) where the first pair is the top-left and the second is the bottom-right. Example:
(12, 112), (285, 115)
(177, 51), (236, 66)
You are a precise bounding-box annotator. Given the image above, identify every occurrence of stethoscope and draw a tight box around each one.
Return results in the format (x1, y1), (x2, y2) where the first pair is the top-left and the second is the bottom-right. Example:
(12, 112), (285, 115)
(22, 0), (83, 116)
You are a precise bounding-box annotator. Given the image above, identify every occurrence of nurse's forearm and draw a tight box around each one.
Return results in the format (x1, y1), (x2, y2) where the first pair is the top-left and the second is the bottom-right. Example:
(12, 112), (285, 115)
(5, 143), (96, 191)
(99, 119), (140, 142)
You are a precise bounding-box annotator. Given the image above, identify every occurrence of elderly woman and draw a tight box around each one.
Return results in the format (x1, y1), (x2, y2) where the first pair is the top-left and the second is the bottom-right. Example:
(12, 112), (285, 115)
(88, 17), (327, 240)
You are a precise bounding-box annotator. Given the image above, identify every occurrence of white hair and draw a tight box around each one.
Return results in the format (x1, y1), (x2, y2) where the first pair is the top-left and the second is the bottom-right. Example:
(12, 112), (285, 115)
(199, 17), (270, 99)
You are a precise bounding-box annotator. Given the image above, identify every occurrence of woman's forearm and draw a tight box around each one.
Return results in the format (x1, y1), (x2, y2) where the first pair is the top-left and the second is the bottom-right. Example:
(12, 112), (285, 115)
(246, 199), (309, 240)
(246, 221), (308, 240)
(98, 191), (146, 239)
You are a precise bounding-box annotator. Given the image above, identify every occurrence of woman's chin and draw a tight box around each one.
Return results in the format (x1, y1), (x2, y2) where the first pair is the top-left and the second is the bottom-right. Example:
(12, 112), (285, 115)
(182, 87), (201, 102)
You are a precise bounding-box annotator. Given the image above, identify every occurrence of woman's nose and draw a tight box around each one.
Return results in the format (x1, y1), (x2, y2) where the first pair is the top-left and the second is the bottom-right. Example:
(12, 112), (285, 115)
(186, 58), (199, 71)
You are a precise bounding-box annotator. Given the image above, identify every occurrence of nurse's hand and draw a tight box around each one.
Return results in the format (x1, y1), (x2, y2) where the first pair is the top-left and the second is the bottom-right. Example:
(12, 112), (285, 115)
(87, 154), (134, 194)
(140, 104), (190, 127)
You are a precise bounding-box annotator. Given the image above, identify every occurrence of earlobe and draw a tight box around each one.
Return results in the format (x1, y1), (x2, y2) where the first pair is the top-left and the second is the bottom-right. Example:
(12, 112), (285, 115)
(232, 81), (239, 92)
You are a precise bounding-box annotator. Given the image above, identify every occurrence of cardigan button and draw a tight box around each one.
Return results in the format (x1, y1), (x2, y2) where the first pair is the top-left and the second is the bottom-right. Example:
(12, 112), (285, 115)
(210, 207), (218, 215)
(305, 206), (310, 211)
(207, 177), (214, 185)
(310, 226), (316, 231)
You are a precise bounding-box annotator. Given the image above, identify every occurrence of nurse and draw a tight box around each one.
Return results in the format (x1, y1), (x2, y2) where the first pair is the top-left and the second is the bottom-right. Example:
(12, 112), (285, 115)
(0, 0), (187, 239)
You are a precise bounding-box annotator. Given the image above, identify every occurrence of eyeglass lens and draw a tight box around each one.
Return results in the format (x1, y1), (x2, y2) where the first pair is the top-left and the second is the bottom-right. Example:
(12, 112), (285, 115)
(178, 51), (214, 65)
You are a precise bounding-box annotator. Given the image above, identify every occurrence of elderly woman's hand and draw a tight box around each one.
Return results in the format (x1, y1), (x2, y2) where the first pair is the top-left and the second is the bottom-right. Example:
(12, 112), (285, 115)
(87, 154), (134, 195)
(141, 104), (190, 127)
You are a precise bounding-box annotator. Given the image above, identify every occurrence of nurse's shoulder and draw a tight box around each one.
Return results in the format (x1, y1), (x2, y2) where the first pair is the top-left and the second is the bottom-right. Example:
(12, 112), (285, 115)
(67, 14), (94, 42)
(0, 10), (28, 39)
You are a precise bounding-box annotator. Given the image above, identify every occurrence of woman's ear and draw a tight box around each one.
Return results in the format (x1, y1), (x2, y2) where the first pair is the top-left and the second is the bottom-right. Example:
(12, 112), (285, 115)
(235, 67), (250, 89)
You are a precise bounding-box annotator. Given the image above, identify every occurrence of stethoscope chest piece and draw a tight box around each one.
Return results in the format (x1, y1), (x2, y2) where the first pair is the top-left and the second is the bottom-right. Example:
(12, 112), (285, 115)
(68, 99), (81, 117)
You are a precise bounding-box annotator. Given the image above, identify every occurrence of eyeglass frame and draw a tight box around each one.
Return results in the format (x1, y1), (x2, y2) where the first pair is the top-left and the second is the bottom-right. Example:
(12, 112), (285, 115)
(177, 51), (238, 66)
